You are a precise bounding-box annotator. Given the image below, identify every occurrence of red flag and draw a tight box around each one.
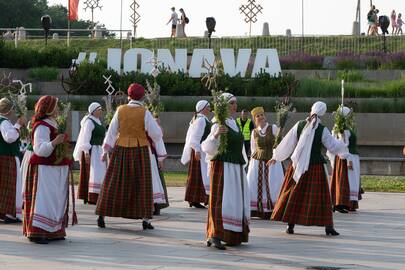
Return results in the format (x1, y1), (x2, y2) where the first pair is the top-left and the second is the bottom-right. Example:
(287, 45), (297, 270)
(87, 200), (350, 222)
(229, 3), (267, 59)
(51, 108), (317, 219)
(68, 0), (79, 21)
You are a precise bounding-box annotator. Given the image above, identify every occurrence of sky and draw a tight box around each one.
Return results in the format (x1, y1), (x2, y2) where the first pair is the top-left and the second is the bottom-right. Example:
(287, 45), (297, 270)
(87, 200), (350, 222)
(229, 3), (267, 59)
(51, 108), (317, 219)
(47, 0), (405, 38)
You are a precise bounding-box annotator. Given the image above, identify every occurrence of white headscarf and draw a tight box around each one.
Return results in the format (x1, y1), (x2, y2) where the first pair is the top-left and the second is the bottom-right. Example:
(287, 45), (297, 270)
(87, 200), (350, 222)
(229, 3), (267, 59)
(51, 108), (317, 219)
(290, 101), (327, 182)
(340, 106), (351, 117)
(196, 100), (210, 113)
(88, 102), (102, 114)
(221, 93), (236, 103)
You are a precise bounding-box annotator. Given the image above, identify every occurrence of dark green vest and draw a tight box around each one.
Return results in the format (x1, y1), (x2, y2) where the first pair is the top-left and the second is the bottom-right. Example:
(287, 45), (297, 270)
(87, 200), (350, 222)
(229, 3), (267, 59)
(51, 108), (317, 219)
(200, 117), (211, 143)
(348, 130), (358, 155)
(214, 124), (245, 165)
(297, 120), (326, 164)
(251, 126), (275, 161)
(0, 118), (20, 156)
(88, 118), (106, 146)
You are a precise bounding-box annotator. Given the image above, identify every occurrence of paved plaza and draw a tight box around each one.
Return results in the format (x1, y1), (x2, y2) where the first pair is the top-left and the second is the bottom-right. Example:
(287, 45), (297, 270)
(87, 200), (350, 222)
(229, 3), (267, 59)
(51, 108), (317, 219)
(0, 188), (404, 270)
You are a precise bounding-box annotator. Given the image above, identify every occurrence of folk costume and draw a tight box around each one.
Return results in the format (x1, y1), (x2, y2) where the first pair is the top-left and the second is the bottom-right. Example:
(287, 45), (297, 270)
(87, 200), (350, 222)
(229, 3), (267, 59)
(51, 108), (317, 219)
(246, 107), (284, 219)
(23, 96), (75, 244)
(181, 100), (211, 208)
(202, 93), (250, 250)
(0, 98), (22, 223)
(96, 83), (166, 230)
(147, 118), (169, 215)
(328, 106), (361, 213)
(73, 103), (107, 227)
(271, 102), (348, 236)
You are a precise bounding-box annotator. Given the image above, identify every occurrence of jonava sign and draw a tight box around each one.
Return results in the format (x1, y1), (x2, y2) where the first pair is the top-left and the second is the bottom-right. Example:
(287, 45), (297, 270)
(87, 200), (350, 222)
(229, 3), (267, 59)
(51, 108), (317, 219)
(76, 48), (281, 78)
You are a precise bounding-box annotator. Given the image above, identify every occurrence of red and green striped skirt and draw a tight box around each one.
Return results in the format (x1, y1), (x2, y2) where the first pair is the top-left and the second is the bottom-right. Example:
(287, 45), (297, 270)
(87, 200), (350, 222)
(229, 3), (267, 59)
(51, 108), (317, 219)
(271, 163), (333, 226)
(206, 160), (249, 245)
(77, 152), (98, 204)
(331, 157), (359, 210)
(185, 150), (208, 205)
(0, 156), (17, 219)
(96, 146), (153, 219)
(23, 164), (66, 239)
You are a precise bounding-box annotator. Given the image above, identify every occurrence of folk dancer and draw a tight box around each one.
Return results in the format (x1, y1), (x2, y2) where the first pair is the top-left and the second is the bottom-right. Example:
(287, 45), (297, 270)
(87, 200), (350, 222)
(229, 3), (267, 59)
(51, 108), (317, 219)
(269, 102), (349, 236)
(182, 100), (212, 209)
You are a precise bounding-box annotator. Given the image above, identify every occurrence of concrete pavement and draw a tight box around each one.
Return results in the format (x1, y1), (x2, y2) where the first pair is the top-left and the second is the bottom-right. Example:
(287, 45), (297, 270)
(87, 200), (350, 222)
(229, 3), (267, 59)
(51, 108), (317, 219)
(1, 188), (405, 270)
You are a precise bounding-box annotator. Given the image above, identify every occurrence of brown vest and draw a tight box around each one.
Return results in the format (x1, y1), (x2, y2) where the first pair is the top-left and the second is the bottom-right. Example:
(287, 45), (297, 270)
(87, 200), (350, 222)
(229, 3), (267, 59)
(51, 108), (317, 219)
(116, 105), (150, 147)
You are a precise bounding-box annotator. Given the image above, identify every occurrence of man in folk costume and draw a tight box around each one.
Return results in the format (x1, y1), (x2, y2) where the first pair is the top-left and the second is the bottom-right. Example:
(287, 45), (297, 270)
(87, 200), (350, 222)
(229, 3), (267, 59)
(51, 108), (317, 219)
(23, 96), (75, 244)
(328, 106), (361, 213)
(96, 83), (166, 230)
(73, 102), (107, 227)
(269, 101), (348, 236)
(202, 93), (250, 250)
(0, 98), (25, 224)
(181, 100), (211, 209)
(147, 117), (169, 216)
(247, 107), (284, 220)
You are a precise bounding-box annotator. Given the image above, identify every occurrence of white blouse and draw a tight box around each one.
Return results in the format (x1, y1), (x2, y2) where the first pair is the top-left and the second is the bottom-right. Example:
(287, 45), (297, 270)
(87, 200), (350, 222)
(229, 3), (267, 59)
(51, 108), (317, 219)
(0, 116), (20, 143)
(33, 118), (57, 158)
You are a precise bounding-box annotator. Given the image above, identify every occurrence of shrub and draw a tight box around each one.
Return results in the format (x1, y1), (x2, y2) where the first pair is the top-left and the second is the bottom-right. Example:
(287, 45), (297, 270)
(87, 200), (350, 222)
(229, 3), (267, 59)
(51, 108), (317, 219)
(28, 66), (60, 81)
(280, 53), (324, 70)
(336, 70), (364, 82)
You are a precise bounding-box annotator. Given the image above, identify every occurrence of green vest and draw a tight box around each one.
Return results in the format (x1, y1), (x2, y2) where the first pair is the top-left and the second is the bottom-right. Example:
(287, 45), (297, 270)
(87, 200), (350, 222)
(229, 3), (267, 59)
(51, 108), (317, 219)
(251, 126), (275, 161)
(297, 120), (326, 164)
(214, 124), (245, 165)
(88, 118), (106, 146)
(200, 118), (212, 143)
(236, 118), (252, 141)
(0, 118), (20, 156)
(348, 130), (359, 155)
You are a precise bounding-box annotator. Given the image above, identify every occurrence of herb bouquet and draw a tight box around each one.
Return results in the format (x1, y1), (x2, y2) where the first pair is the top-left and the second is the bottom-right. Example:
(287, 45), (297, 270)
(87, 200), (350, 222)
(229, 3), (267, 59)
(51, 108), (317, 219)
(8, 91), (29, 140)
(211, 90), (230, 154)
(332, 105), (355, 136)
(55, 102), (72, 164)
(273, 101), (294, 148)
(145, 79), (164, 118)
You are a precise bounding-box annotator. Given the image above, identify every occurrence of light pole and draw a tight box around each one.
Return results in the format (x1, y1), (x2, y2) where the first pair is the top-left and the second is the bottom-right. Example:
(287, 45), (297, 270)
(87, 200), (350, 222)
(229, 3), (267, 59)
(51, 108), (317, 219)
(301, 0), (304, 38)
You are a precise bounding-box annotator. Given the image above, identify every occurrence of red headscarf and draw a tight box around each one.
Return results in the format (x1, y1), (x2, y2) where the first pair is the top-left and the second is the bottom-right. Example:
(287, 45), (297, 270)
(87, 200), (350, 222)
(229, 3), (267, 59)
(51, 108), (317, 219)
(33, 95), (58, 123)
(127, 83), (145, 100)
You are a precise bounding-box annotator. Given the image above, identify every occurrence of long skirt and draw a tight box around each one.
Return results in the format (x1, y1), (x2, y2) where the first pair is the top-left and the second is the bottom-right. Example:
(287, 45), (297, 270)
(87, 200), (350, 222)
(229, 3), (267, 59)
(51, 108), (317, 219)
(78, 146), (107, 205)
(0, 156), (17, 219)
(206, 160), (250, 246)
(23, 164), (69, 239)
(185, 150), (209, 205)
(150, 152), (169, 210)
(271, 163), (333, 227)
(331, 156), (361, 210)
(247, 158), (284, 219)
(96, 146), (153, 219)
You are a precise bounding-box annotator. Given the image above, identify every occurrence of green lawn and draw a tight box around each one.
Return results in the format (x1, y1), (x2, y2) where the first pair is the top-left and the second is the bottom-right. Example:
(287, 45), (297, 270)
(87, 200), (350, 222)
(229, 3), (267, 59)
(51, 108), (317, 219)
(73, 171), (405, 192)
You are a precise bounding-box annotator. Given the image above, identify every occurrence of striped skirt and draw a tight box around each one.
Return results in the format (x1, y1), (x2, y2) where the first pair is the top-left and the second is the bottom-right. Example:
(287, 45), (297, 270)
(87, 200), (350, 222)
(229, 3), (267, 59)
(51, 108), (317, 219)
(96, 146), (153, 219)
(271, 163), (333, 227)
(23, 164), (66, 239)
(185, 150), (208, 205)
(0, 156), (17, 218)
(77, 152), (98, 204)
(330, 157), (359, 210)
(206, 160), (249, 246)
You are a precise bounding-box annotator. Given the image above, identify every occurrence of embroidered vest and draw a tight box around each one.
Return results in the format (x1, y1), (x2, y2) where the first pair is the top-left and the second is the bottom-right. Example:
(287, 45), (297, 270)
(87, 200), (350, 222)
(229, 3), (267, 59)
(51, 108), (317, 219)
(251, 126), (275, 161)
(0, 118), (20, 156)
(348, 130), (359, 155)
(297, 120), (326, 164)
(116, 105), (149, 148)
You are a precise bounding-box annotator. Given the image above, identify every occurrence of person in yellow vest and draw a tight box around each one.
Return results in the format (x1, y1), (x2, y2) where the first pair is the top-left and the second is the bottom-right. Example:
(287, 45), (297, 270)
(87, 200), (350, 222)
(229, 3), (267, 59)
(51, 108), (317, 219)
(96, 83), (166, 230)
(236, 109), (255, 157)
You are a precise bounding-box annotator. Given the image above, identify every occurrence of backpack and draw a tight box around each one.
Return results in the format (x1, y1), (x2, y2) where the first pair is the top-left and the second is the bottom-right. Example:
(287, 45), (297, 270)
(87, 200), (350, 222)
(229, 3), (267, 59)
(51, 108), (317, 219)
(185, 17), (189, 24)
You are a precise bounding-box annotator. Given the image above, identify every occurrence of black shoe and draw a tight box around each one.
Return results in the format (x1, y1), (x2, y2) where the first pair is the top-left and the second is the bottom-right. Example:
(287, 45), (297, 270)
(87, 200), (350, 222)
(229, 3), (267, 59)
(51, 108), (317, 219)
(142, 221), (154, 230)
(29, 237), (49, 244)
(333, 206), (349, 214)
(153, 208), (161, 216)
(3, 217), (19, 224)
(191, 202), (206, 209)
(286, 224), (295, 234)
(207, 237), (226, 250)
(97, 216), (105, 228)
(360, 188), (365, 194)
(325, 227), (340, 236)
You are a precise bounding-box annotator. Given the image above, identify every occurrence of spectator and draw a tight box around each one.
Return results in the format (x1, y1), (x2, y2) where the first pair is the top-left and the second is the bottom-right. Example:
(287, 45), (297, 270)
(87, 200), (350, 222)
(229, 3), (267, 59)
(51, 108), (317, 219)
(166, 7), (178, 38)
(367, 5), (376, 35)
(391, 10), (397, 35)
(236, 109), (255, 157)
(179, 8), (189, 37)
(370, 9), (380, 36)
(396, 13), (403, 35)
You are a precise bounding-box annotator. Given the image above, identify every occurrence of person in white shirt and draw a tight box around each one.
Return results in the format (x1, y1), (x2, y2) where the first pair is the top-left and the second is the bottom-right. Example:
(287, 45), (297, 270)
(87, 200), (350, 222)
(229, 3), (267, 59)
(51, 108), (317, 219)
(0, 98), (25, 224)
(167, 7), (178, 38)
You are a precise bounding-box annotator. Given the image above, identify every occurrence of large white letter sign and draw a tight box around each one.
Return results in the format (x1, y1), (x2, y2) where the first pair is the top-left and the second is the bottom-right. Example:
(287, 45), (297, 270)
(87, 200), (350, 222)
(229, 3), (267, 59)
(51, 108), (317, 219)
(157, 49), (188, 73)
(252, 49), (282, 77)
(188, 49), (215, 78)
(220, 49), (251, 77)
(107, 48), (122, 73)
(123, 48), (154, 74)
